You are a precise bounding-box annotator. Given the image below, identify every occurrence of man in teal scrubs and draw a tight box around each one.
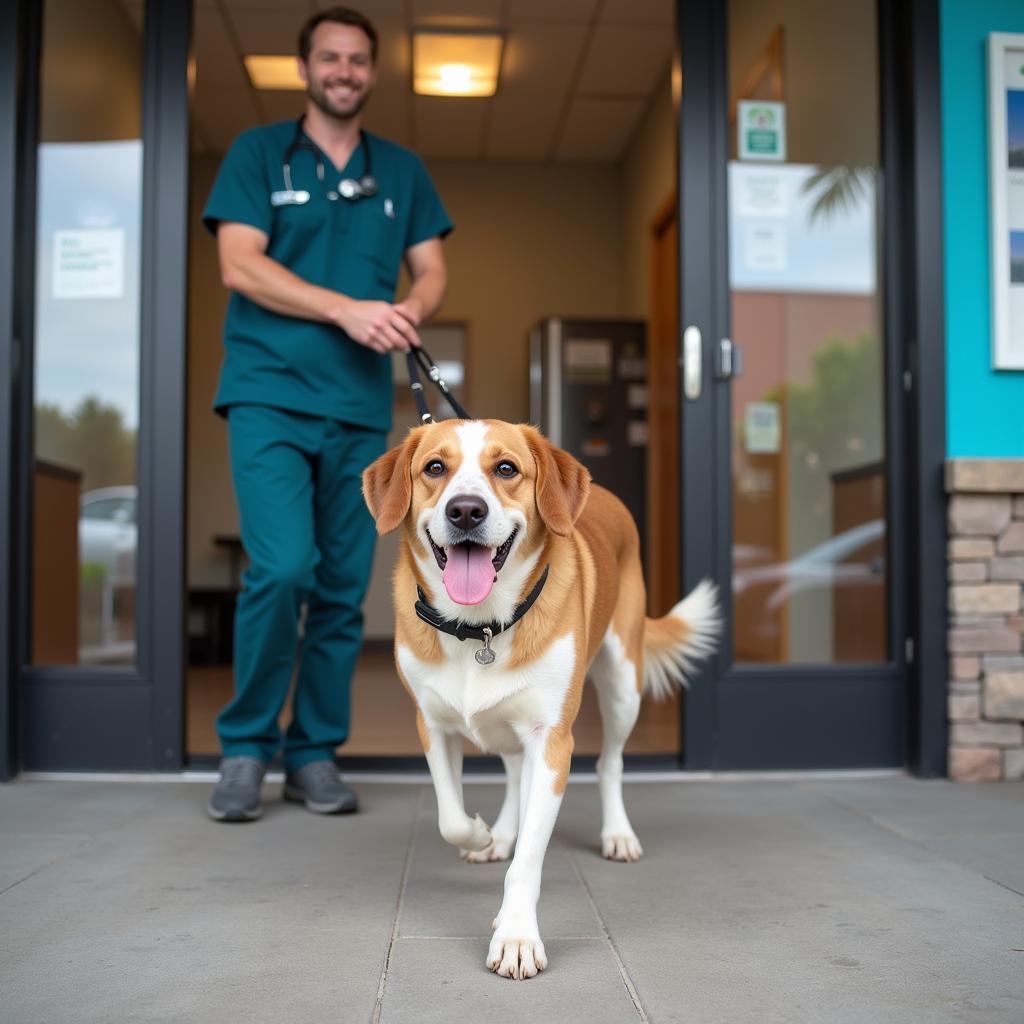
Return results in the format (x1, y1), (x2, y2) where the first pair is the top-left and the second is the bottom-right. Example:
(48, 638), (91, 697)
(202, 6), (452, 822)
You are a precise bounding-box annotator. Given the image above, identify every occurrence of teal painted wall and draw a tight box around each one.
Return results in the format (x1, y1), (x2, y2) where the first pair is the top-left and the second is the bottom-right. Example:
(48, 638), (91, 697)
(942, 0), (1024, 456)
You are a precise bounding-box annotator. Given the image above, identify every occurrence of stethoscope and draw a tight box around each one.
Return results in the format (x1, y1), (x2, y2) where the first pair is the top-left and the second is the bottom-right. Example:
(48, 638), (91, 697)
(271, 117), (378, 207)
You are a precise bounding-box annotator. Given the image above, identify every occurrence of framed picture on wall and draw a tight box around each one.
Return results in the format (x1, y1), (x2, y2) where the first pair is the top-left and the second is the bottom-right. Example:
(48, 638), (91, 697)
(988, 33), (1024, 370)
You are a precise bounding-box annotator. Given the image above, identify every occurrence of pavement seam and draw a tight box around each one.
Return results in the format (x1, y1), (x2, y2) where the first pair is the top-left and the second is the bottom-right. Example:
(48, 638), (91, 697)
(566, 849), (649, 1023)
(0, 831), (108, 897)
(822, 791), (1024, 901)
(371, 786), (423, 1024)
(0, 859), (64, 897)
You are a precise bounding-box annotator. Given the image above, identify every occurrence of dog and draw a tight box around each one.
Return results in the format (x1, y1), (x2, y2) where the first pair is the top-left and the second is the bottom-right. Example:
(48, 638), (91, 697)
(362, 419), (718, 980)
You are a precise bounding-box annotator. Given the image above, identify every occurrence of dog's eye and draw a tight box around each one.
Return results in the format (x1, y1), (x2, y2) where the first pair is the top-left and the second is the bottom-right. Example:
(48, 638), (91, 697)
(423, 460), (446, 478)
(495, 461), (518, 479)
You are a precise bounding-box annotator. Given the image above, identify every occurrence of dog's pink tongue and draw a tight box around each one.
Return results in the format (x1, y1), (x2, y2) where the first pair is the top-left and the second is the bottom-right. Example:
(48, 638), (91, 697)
(443, 544), (496, 605)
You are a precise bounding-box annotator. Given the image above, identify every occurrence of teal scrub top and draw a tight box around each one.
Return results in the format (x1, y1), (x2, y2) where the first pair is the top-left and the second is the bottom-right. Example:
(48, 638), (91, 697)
(202, 120), (453, 432)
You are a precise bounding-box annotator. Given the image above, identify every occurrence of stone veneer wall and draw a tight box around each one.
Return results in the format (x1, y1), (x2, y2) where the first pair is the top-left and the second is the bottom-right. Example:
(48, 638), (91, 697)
(946, 459), (1024, 781)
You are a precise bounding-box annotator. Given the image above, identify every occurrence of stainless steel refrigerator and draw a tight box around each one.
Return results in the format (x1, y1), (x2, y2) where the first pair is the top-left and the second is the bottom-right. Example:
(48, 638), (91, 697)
(529, 317), (648, 563)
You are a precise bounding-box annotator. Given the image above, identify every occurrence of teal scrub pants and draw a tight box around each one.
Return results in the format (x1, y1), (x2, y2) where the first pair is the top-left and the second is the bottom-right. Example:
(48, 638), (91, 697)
(217, 403), (387, 771)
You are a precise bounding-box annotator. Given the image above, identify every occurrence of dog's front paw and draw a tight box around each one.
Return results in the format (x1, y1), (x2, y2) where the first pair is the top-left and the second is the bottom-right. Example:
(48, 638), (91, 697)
(601, 832), (643, 862)
(440, 813), (492, 851)
(460, 835), (514, 862)
(463, 813), (493, 852)
(487, 928), (547, 980)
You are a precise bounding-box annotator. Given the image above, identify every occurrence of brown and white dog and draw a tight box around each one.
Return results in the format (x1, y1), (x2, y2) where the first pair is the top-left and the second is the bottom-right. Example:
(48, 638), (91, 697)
(362, 419), (718, 980)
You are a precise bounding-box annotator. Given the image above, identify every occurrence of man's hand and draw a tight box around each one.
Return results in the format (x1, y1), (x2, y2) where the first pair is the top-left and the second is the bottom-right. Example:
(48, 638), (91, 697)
(334, 300), (421, 353)
(392, 298), (424, 328)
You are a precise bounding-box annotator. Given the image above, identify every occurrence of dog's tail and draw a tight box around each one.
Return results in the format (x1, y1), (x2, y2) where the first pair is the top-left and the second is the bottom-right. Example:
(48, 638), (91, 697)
(642, 579), (720, 701)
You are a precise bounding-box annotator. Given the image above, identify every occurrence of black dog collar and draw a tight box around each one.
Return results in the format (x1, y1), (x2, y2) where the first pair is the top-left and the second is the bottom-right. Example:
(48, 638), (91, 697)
(414, 565), (550, 659)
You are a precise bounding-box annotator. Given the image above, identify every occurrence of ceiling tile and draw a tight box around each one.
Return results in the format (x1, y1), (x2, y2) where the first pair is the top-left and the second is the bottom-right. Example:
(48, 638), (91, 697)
(194, 6), (248, 89)
(373, 21), (412, 89)
(363, 90), (412, 148)
(258, 91), (307, 123)
(413, 96), (487, 159)
(506, 0), (598, 24)
(484, 96), (560, 160)
(554, 97), (644, 161)
(190, 0), (672, 161)
(350, 0), (406, 16)
(230, 12), (305, 55)
(576, 26), (672, 97)
(599, 0), (673, 26)
(221, 0), (315, 13)
(117, 0), (144, 34)
(499, 25), (587, 98)
(192, 84), (262, 156)
(411, 0), (503, 29)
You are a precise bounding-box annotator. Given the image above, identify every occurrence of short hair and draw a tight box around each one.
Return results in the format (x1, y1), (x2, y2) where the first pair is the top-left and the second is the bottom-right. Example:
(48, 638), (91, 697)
(298, 7), (378, 64)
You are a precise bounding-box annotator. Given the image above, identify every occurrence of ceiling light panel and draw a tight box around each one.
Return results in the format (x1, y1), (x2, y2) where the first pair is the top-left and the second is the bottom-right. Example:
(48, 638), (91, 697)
(413, 31), (503, 97)
(244, 55), (304, 90)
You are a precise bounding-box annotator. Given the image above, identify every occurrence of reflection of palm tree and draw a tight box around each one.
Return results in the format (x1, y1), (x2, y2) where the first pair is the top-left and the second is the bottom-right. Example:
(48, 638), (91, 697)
(803, 166), (874, 223)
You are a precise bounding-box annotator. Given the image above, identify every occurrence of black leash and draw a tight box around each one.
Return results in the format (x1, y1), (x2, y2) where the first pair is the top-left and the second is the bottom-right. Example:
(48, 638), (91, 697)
(414, 566), (550, 665)
(405, 345), (471, 423)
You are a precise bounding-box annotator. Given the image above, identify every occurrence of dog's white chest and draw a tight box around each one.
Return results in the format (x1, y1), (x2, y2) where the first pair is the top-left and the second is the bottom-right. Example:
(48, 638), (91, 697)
(397, 633), (576, 753)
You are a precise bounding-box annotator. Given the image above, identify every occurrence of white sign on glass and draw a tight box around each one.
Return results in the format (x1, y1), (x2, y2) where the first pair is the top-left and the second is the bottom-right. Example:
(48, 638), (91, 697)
(53, 228), (125, 299)
(988, 33), (1024, 370)
(745, 401), (781, 454)
(728, 163), (875, 295)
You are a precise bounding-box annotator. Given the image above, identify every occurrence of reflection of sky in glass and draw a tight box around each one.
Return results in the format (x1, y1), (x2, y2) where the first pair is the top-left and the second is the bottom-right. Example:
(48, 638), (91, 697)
(1008, 90), (1024, 149)
(34, 141), (142, 428)
(1012, 231), (1024, 261)
(728, 163), (875, 295)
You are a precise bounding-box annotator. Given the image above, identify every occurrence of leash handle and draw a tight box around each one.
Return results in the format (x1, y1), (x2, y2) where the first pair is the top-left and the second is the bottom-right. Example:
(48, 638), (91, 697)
(405, 345), (471, 423)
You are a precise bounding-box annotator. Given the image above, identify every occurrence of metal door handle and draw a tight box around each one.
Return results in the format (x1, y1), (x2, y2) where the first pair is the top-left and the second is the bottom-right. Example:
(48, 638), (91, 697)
(682, 326), (702, 400)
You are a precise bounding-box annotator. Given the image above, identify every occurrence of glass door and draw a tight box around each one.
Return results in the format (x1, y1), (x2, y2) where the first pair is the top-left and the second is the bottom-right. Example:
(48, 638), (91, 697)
(678, 0), (907, 769)
(14, 0), (190, 772)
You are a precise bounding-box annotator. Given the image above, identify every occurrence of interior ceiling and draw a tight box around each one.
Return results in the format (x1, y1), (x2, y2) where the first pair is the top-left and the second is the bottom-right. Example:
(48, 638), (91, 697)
(122, 0), (674, 161)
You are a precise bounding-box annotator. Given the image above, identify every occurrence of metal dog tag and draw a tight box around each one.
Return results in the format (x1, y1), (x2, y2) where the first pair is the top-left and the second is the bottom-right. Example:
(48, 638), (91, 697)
(475, 627), (496, 666)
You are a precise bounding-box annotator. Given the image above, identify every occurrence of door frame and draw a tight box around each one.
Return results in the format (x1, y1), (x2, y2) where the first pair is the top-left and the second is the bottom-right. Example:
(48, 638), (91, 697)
(3, 0), (191, 774)
(676, 0), (946, 773)
(0, 0), (947, 777)
(0, 0), (26, 780)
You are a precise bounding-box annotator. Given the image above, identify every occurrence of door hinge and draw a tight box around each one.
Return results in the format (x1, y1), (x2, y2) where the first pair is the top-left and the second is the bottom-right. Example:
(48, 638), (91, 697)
(905, 636), (914, 664)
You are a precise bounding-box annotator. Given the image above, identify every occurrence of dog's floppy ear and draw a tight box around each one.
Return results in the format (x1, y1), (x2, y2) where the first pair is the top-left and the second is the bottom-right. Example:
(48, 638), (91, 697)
(521, 425), (591, 537)
(362, 428), (424, 535)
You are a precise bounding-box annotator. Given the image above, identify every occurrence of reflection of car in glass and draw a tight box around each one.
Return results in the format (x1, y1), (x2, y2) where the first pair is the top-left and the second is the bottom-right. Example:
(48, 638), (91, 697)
(79, 485), (137, 586)
(733, 519), (886, 661)
(733, 519), (885, 610)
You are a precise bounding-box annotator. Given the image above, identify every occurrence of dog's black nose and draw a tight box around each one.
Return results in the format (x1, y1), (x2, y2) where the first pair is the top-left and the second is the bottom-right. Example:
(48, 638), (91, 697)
(445, 495), (488, 531)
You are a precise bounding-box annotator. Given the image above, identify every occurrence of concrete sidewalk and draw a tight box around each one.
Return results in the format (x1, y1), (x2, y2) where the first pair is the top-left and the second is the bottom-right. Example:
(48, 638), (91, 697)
(1, 774), (1022, 1023)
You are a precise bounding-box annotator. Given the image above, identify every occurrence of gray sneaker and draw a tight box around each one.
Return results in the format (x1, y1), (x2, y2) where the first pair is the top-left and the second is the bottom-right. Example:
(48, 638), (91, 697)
(284, 760), (359, 814)
(207, 756), (266, 822)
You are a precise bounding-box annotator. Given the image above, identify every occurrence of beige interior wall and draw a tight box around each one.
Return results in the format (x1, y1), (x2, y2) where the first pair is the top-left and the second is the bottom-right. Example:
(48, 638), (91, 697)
(422, 159), (627, 424)
(621, 71), (676, 319)
(40, 0), (141, 142)
(187, 156), (632, 601)
(188, 156), (237, 589)
(728, 0), (878, 166)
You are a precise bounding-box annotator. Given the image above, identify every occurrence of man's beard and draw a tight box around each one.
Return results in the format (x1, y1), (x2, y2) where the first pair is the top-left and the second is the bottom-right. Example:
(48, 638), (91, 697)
(307, 77), (371, 121)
